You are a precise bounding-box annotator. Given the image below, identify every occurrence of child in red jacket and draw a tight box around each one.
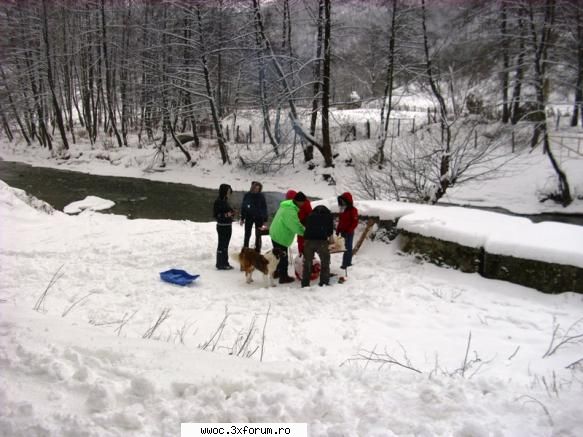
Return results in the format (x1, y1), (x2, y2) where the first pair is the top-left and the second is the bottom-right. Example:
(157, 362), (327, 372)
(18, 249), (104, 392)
(286, 189), (312, 255)
(336, 192), (358, 269)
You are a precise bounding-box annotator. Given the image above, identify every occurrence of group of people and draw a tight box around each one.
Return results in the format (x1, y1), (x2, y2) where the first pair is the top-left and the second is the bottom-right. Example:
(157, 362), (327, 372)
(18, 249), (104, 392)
(212, 181), (359, 287)
(212, 181), (268, 270)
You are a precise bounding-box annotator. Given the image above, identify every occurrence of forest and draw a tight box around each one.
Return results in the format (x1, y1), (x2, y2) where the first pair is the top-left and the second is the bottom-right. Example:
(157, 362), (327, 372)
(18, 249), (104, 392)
(1, 0), (582, 205)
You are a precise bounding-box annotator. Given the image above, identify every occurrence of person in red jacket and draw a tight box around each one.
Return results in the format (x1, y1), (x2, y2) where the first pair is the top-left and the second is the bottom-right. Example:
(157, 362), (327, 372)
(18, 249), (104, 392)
(285, 189), (312, 255)
(336, 192), (359, 269)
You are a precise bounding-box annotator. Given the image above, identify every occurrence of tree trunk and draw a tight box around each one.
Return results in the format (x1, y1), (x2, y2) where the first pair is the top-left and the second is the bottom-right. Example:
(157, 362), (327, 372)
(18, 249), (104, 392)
(197, 6), (230, 165)
(528, 0), (572, 206)
(421, 0), (450, 203)
(0, 65), (31, 145)
(0, 105), (14, 142)
(376, 0), (398, 165)
(253, 4), (279, 155)
(320, 0), (333, 168)
(42, 0), (69, 150)
(308, 0), (325, 162)
(182, 16), (200, 148)
(100, 0), (123, 148)
(511, 11), (525, 125)
(571, 5), (583, 127)
(501, 1), (510, 123)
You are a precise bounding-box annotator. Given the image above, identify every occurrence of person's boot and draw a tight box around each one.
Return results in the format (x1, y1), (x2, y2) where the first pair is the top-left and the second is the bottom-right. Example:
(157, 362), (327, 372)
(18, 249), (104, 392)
(222, 250), (233, 270)
(301, 280), (310, 288)
(279, 275), (295, 284)
(217, 250), (233, 270)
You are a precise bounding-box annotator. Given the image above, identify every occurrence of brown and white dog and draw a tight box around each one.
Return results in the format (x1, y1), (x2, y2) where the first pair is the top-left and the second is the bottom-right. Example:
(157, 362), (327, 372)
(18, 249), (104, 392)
(235, 247), (283, 287)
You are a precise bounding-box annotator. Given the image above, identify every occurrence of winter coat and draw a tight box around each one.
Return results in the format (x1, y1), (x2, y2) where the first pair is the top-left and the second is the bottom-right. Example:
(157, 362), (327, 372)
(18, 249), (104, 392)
(240, 192), (267, 223)
(298, 200), (313, 225)
(269, 200), (305, 247)
(336, 192), (359, 234)
(285, 190), (312, 225)
(214, 184), (234, 225)
(304, 205), (334, 241)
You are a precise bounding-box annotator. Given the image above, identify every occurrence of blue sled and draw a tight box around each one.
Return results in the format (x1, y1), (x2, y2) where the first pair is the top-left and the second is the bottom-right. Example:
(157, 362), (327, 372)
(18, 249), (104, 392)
(160, 269), (200, 286)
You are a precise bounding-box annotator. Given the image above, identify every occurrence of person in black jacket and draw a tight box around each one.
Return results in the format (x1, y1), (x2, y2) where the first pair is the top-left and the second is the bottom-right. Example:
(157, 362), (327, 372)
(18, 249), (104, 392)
(301, 205), (334, 287)
(240, 181), (268, 252)
(213, 183), (235, 270)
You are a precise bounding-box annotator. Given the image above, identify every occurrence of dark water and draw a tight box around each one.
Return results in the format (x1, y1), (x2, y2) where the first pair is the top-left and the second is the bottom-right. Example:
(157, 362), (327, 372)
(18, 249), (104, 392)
(0, 160), (284, 221)
(439, 202), (583, 227)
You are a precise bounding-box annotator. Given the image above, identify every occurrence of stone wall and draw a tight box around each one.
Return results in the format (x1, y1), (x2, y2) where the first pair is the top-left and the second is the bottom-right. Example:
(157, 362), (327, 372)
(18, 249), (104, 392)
(364, 216), (583, 294)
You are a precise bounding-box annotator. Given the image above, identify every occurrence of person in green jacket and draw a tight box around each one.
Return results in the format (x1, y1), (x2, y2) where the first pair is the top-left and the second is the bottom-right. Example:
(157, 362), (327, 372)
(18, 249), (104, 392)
(269, 192), (307, 284)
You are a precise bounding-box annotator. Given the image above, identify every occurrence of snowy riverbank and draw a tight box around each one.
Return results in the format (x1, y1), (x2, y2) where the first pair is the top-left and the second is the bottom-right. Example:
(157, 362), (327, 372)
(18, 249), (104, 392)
(1, 181), (583, 436)
(1, 128), (583, 216)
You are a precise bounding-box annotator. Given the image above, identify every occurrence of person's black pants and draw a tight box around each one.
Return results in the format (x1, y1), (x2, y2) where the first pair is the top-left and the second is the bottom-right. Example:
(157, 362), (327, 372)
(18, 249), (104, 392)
(243, 218), (263, 252)
(271, 239), (289, 278)
(216, 224), (232, 267)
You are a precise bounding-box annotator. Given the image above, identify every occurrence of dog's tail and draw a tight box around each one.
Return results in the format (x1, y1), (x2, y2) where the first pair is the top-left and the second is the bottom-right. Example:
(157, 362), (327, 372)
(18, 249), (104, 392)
(230, 251), (241, 265)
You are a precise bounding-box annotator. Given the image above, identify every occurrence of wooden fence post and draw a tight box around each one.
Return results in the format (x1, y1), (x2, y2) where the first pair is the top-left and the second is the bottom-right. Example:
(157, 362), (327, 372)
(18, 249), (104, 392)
(511, 131), (515, 153)
(411, 118), (415, 133)
(249, 125), (252, 144)
(236, 125), (240, 143)
(397, 119), (401, 137)
(366, 120), (370, 139)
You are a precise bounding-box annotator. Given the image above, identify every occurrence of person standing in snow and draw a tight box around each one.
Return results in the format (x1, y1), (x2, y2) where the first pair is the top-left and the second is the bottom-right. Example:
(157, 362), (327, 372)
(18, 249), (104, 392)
(269, 192), (307, 284)
(214, 183), (235, 270)
(336, 192), (359, 269)
(285, 189), (312, 255)
(240, 181), (268, 252)
(301, 205), (334, 288)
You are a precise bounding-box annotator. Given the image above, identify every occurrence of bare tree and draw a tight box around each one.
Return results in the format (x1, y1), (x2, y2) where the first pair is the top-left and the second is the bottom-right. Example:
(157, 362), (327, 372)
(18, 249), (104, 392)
(526, 0), (572, 206)
(500, 0), (511, 123)
(308, 0), (325, 162)
(375, 0), (399, 165)
(196, 6), (231, 165)
(320, 0), (333, 168)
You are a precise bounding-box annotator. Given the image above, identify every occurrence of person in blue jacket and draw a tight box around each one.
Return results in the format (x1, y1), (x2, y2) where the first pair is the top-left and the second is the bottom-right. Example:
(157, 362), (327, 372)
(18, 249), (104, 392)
(240, 181), (268, 252)
(213, 183), (235, 270)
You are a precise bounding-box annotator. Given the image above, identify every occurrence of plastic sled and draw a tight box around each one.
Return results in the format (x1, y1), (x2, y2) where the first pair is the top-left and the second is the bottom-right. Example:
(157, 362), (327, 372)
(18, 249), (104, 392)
(160, 269), (200, 286)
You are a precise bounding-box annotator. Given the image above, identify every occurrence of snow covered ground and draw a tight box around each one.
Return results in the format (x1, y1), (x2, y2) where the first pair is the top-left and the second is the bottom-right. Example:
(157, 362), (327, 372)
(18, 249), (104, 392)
(1, 181), (583, 436)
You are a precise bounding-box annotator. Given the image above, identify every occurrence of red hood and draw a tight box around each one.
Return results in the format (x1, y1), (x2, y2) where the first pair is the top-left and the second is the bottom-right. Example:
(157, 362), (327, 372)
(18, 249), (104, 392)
(285, 190), (297, 200)
(340, 192), (353, 206)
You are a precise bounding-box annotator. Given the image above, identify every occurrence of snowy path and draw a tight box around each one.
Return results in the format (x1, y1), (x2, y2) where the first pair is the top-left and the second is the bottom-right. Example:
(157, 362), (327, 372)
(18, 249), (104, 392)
(1, 182), (583, 436)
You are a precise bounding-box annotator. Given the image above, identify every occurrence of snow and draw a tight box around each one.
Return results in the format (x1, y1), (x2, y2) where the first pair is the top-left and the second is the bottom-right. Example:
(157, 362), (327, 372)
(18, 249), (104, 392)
(64, 196), (115, 214)
(486, 221), (583, 268)
(396, 205), (583, 268)
(443, 144), (583, 215)
(1, 182), (583, 436)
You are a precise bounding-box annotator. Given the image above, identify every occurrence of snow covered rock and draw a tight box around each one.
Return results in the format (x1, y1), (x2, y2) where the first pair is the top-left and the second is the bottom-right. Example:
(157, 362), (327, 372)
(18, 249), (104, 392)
(64, 196), (115, 214)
